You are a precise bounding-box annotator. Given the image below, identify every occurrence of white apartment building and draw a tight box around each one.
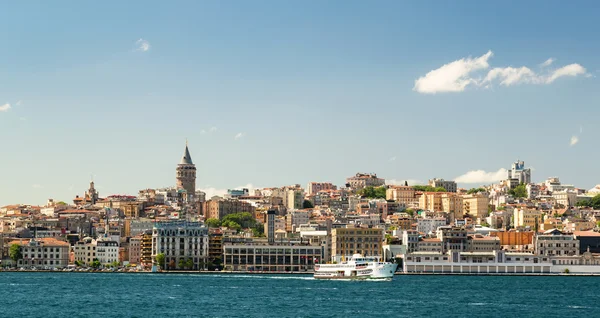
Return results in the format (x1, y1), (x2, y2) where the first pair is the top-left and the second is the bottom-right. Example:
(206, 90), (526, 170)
(96, 240), (119, 265)
(416, 218), (447, 235)
(152, 221), (209, 270)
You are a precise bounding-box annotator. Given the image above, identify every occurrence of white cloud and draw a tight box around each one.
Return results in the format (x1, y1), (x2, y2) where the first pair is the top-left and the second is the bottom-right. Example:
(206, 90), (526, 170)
(0, 103), (10, 112)
(546, 64), (587, 83)
(200, 129), (206, 134)
(135, 39), (150, 52)
(541, 58), (555, 67)
(414, 51), (588, 93)
(389, 156), (397, 162)
(484, 66), (537, 86)
(570, 135), (579, 146)
(413, 51), (493, 94)
(32, 184), (43, 189)
(199, 183), (256, 199)
(234, 132), (245, 140)
(386, 179), (424, 186)
(454, 168), (508, 184)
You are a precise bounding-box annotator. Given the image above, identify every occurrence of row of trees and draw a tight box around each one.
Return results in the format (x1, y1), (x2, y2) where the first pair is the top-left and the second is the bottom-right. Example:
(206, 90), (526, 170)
(205, 212), (265, 237)
(576, 194), (600, 209)
(412, 185), (447, 192)
(467, 187), (486, 194)
(154, 253), (222, 271)
(357, 186), (387, 199)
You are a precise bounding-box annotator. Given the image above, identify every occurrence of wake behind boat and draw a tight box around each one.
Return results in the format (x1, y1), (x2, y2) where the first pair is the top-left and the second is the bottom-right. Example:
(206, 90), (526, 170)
(314, 254), (398, 280)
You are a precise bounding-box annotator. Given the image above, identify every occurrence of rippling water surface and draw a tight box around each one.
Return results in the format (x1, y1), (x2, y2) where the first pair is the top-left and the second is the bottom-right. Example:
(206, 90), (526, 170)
(1, 272), (598, 317)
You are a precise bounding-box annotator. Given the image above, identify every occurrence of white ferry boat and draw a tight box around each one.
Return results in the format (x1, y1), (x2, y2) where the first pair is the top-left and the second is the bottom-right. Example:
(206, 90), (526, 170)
(314, 254), (398, 280)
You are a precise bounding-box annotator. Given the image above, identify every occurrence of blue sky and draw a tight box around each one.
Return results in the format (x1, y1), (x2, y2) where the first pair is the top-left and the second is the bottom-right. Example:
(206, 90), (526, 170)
(1, 1), (599, 205)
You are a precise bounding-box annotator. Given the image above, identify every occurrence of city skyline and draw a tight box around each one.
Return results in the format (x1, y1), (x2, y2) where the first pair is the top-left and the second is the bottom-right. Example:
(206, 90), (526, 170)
(1, 1), (599, 206)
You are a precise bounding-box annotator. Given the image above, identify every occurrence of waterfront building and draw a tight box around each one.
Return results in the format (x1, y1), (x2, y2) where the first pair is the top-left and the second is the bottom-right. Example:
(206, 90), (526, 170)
(466, 234), (501, 251)
(128, 237), (141, 265)
(73, 237), (96, 265)
(140, 230), (153, 269)
(96, 240), (119, 265)
(152, 221), (209, 270)
(489, 230), (534, 249)
(403, 250), (552, 274)
(346, 173), (385, 190)
(331, 227), (384, 262)
(9, 238), (70, 268)
(428, 178), (457, 193)
(176, 142), (196, 202)
(534, 229), (580, 257)
(208, 229), (223, 267)
(402, 230), (420, 253)
(222, 242), (322, 272)
(436, 226), (468, 252)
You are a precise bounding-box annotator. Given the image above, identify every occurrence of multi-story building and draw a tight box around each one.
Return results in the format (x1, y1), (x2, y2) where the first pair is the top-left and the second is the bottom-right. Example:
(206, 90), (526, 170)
(73, 237), (97, 265)
(535, 229), (580, 257)
(9, 238), (70, 268)
(96, 240), (119, 265)
(462, 194), (489, 219)
(346, 173), (385, 190)
(286, 189), (304, 210)
(467, 234), (501, 251)
(428, 178), (457, 193)
(416, 218), (447, 235)
(386, 186), (417, 207)
(223, 242), (322, 272)
(507, 160), (531, 187)
(553, 191), (578, 208)
(402, 230), (420, 253)
(152, 221), (209, 270)
(419, 192), (463, 220)
(331, 227), (384, 262)
(140, 230), (153, 269)
(128, 237), (141, 265)
(436, 226), (468, 252)
(307, 182), (336, 195)
(201, 198), (256, 220)
(514, 208), (543, 229)
(417, 238), (443, 252)
(544, 177), (575, 193)
(489, 230), (534, 248)
(208, 229), (223, 266)
(286, 211), (310, 232)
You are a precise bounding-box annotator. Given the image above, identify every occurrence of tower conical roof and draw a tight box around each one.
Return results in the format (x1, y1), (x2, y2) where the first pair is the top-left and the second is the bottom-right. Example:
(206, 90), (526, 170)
(180, 144), (193, 165)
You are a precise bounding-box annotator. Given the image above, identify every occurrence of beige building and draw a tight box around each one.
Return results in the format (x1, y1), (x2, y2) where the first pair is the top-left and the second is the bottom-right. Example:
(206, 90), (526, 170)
(73, 237), (97, 265)
(419, 192), (463, 220)
(428, 178), (457, 193)
(514, 208), (543, 229)
(10, 238), (70, 268)
(331, 227), (384, 262)
(201, 198), (256, 220)
(285, 189), (304, 210)
(462, 194), (489, 219)
(386, 186), (417, 207)
(346, 173), (385, 190)
(466, 234), (501, 251)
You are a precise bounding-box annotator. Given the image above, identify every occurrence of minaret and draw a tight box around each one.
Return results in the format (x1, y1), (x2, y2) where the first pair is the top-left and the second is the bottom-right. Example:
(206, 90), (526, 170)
(176, 140), (197, 202)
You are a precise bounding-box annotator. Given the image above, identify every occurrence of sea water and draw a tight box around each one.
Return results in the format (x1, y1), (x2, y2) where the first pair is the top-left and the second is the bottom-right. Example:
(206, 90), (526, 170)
(0, 272), (597, 317)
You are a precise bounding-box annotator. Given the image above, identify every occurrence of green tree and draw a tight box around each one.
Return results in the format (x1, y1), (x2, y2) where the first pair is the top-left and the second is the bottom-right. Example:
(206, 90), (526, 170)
(252, 225), (265, 237)
(412, 185), (447, 192)
(405, 208), (415, 217)
(111, 261), (120, 268)
(9, 244), (22, 266)
(357, 186), (387, 199)
(221, 220), (241, 231)
(467, 188), (486, 194)
(185, 258), (194, 270)
(178, 258), (186, 270)
(205, 218), (221, 228)
(90, 259), (101, 269)
(577, 194), (600, 209)
(222, 212), (256, 228)
(302, 200), (314, 209)
(509, 184), (527, 198)
(155, 253), (166, 269)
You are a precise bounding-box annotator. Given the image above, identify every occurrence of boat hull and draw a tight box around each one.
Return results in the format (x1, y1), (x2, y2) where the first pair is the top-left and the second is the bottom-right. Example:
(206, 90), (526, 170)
(314, 263), (398, 280)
